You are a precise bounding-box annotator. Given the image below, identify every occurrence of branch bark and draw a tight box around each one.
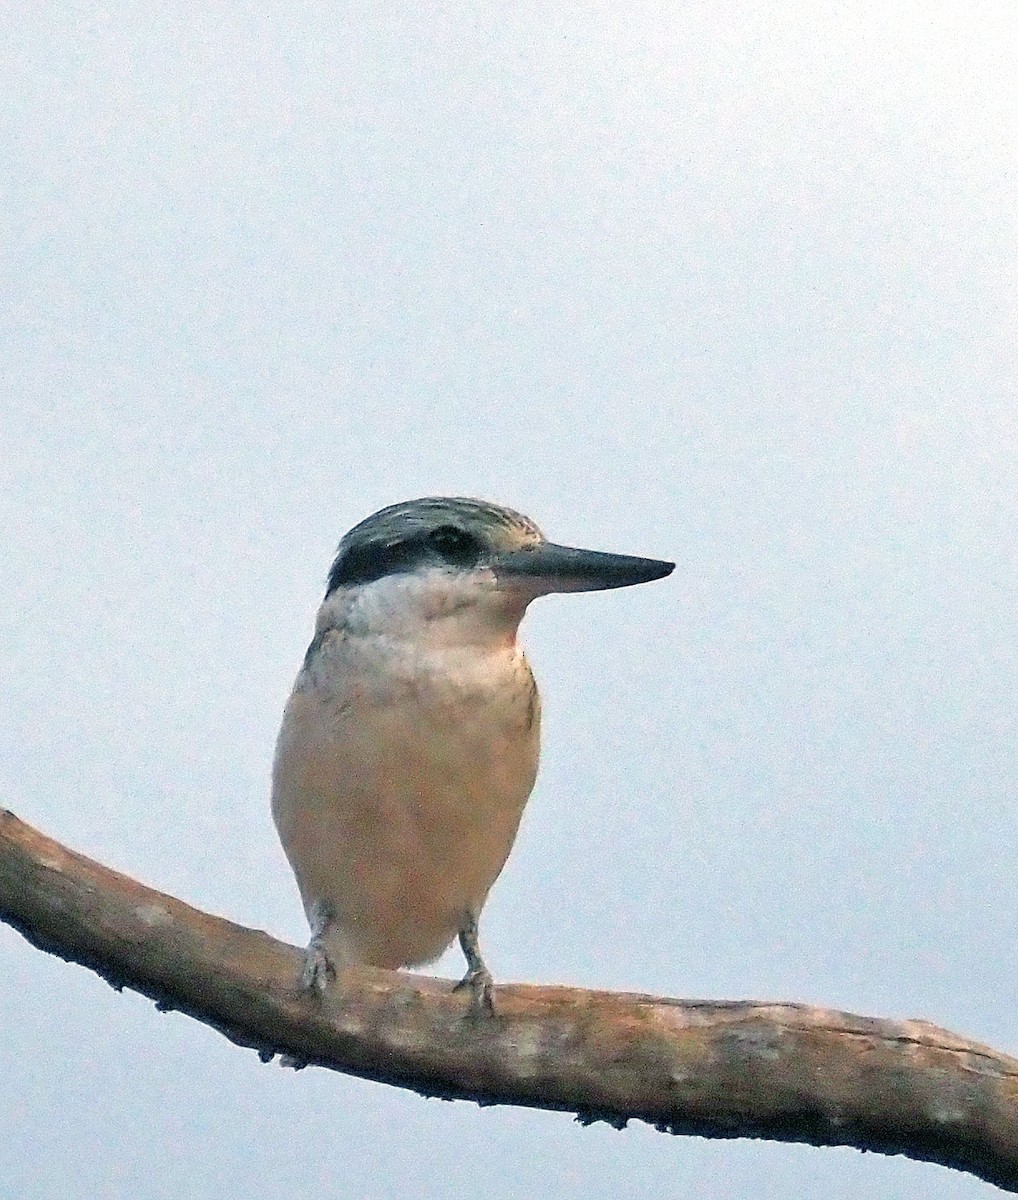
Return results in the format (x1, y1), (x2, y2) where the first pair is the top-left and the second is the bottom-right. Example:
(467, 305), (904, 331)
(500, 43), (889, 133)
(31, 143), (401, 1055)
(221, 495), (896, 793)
(2, 808), (1017, 1192)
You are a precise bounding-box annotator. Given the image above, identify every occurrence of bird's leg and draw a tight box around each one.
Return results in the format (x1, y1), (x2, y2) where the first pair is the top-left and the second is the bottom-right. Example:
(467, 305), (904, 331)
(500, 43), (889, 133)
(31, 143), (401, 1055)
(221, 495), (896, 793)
(453, 909), (495, 1014)
(301, 899), (337, 992)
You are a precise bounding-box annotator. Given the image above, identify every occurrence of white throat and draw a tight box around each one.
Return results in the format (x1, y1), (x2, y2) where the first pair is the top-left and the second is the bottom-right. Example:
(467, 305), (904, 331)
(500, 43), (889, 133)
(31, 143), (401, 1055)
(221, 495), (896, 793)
(316, 567), (526, 650)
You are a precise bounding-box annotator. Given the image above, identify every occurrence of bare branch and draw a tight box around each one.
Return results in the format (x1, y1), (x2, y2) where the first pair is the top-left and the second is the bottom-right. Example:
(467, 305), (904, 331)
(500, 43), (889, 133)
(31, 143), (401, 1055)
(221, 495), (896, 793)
(2, 808), (1017, 1192)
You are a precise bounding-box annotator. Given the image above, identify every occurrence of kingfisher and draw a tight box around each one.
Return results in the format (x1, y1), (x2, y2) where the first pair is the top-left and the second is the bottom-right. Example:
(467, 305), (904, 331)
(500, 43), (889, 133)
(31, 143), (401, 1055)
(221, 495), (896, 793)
(272, 497), (673, 1010)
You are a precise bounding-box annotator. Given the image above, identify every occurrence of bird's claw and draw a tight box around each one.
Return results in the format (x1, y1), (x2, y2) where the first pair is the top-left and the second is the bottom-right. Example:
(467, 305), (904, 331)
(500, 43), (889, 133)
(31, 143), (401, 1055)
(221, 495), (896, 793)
(300, 943), (336, 993)
(453, 964), (495, 1015)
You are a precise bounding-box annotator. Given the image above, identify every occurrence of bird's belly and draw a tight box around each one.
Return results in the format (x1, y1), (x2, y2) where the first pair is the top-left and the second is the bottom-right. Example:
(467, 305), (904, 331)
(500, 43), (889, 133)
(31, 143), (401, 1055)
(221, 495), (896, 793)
(272, 673), (540, 968)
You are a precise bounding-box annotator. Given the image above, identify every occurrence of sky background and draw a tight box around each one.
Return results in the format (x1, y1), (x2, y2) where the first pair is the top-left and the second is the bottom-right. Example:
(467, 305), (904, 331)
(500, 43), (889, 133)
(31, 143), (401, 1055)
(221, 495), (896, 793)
(2, 3), (1017, 1197)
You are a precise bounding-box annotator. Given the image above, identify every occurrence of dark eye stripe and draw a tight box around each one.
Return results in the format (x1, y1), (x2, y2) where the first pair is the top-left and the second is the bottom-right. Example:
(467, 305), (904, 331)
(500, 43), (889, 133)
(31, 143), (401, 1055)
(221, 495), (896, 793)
(326, 539), (422, 592)
(325, 527), (481, 594)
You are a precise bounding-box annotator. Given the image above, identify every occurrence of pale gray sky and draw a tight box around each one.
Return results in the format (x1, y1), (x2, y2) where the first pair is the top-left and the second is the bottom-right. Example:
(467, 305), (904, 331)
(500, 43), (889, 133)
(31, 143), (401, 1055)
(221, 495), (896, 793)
(2, 4), (1017, 1197)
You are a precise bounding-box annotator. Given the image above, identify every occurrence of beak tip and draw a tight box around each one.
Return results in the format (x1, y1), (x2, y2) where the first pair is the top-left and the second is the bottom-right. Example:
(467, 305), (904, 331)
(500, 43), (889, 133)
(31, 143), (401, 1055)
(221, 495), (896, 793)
(630, 557), (675, 586)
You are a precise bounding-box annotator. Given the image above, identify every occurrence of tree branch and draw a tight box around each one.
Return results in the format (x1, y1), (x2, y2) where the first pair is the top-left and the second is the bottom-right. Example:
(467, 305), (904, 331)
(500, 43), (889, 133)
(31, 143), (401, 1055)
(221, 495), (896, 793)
(2, 808), (1017, 1192)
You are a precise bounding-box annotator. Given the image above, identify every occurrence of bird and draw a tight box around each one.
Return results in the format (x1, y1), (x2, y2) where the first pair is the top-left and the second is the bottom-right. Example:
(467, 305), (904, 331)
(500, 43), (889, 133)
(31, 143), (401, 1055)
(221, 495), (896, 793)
(271, 496), (673, 1010)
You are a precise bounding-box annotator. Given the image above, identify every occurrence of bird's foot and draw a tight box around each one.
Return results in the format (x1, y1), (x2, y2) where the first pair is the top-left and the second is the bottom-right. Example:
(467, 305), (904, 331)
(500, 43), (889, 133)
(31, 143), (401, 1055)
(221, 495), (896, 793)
(453, 962), (494, 1015)
(300, 900), (338, 994)
(300, 942), (336, 993)
(451, 955), (494, 1012)
(455, 909), (495, 1015)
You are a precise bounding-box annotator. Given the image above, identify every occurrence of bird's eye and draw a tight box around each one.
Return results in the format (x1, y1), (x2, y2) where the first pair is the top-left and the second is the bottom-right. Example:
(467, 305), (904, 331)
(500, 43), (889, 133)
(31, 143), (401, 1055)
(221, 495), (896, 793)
(427, 525), (480, 566)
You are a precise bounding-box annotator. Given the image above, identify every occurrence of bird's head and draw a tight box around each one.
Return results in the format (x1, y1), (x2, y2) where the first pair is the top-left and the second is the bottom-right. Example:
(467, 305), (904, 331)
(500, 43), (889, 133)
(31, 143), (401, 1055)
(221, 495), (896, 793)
(320, 496), (674, 644)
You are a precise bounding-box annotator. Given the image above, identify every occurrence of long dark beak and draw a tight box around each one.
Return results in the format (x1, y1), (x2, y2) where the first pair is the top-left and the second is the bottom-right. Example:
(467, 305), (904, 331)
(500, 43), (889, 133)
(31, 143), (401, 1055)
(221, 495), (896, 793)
(492, 541), (674, 594)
